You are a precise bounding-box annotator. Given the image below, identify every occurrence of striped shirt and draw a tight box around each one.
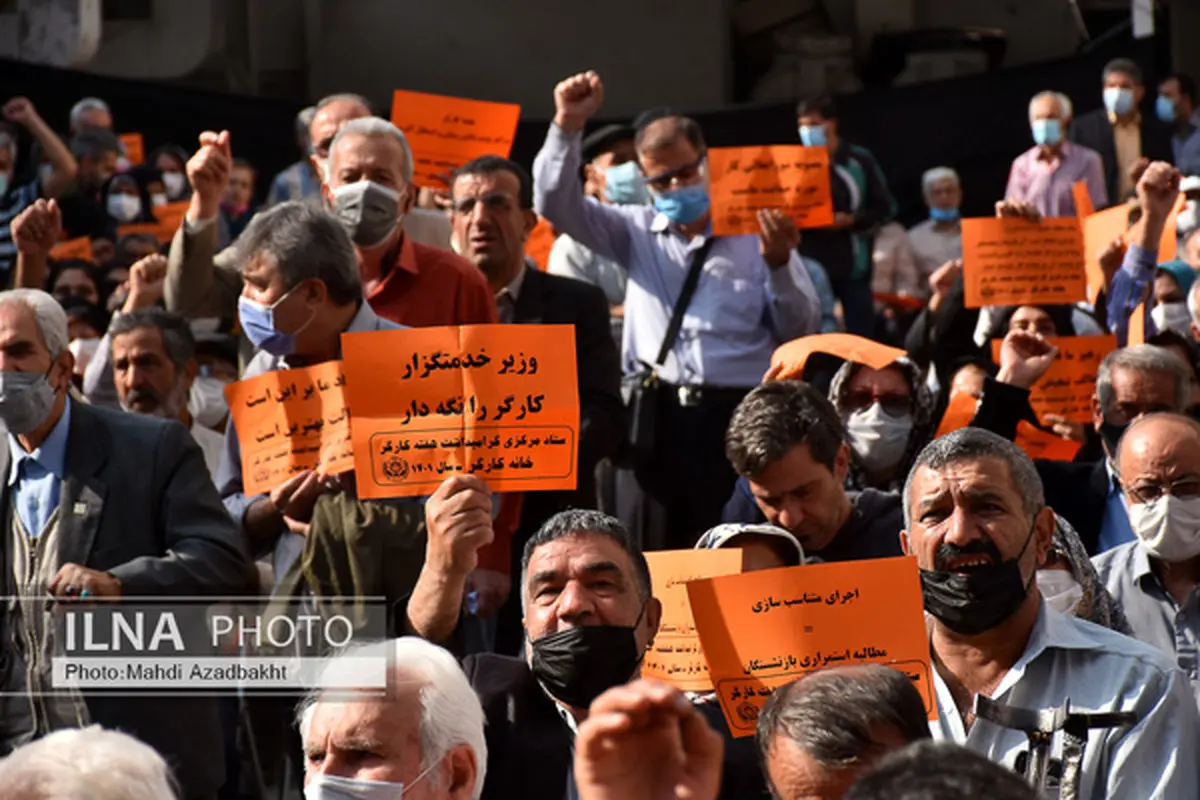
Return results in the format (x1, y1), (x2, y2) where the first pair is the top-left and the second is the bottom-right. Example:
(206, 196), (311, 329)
(0, 178), (41, 274)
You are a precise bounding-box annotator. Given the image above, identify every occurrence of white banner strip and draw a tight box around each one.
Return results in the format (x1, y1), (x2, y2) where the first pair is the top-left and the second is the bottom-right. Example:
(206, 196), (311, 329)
(51, 656), (388, 689)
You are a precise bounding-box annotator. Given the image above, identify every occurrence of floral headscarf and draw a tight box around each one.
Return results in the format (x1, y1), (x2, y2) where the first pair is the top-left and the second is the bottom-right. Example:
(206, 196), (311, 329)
(1051, 515), (1132, 634)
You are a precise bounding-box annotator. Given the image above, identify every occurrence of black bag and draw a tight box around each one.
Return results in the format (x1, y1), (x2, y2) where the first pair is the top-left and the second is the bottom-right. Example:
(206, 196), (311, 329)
(625, 238), (715, 460)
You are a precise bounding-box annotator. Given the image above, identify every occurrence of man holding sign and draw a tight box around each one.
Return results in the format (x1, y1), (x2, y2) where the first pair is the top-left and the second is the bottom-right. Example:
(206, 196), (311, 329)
(533, 71), (820, 548)
(902, 428), (1197, 798)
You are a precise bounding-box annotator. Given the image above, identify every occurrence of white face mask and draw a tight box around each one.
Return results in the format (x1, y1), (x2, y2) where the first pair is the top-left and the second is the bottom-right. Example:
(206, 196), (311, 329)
(68, 337), (101, 375)
(303, 758), (438, 800)
(1127, 494), (1200, 562)
(151, 192), (169, 208)
(162, 170), (187, 199)
(107, 193), (142, 222)
(845, 403), (913, 473)
(1150, 301), (1192, 337)
(1036, 568), (1084, 616)
(189, 375), (231, 429)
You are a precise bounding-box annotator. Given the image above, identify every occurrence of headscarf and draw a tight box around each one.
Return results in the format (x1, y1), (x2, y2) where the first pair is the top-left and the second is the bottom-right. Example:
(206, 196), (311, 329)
(988, 304), (1077, 340)
(1051, 515), (1132, 634)
(829, 356), (936, 492)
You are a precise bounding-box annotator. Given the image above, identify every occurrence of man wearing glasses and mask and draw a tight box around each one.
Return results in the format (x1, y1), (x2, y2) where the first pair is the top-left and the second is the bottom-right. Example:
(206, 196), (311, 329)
(533, 71), (821, 551)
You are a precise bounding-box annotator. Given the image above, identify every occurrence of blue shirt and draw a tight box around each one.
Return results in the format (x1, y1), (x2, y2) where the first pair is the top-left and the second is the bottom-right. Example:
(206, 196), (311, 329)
(1097, 459), (1136, 552)
(266, 161), (322, 207)
(1172, 117), (1200, 178)
(7, 398), (71, 537)
(533, 124), (820, 386)
(1106, 242), (1158, 347)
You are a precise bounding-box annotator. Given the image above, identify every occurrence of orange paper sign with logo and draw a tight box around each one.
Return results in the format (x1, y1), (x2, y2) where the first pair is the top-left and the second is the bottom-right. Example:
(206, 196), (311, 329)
(341, 325), (580, 499)
(990, 335), (1116, 423)
(708, 145), (834, 236)
(934, 391), (979, 438)
(1015, 421), (1082, 462)
(770, 334), (906, 380)
(391, 90), (521, 189)
(524, 217), (557, 271)
(119, 133), (145, 166)
(49, 237), (93, 262)
(962, 217), (1087, 308)
(643, 549), (745, 692)
(687, 556), (935, 737)
(224, 360), (353, 496)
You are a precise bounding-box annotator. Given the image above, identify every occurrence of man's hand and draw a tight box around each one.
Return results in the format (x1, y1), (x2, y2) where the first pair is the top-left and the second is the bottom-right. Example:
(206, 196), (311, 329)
(466, 568), (512, 618)
(267, 470), (328, 536)
(49, 564), (122, 600)
(122, 253), (168, 312)
(425, 475), (494, 578)
(187, 130), (232, 222)
(758, 209), (799, 269)
(1135, 161), (1181, 227)
(2, 97), (42, 128)
(1043, 413), (1088, 443)
(553, 71), (604, 134)
(994, 199), (1042, 222)
(575, 680), (724, 800)
(11, 199), (61, 257)
(1129, 156), (1151, 189)
(996, 329), (1058, 390)
(1097, 236), (1125, 294)
(927, 258), (962, 313)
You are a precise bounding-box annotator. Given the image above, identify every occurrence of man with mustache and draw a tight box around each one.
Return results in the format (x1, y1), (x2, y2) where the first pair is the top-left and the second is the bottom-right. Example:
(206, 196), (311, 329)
(902, 427), (1198, 797)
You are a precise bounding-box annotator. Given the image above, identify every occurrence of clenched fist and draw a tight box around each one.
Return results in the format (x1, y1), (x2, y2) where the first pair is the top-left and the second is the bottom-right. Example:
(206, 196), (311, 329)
(425, 475), (495, 578)
(554, 71), (605, 133)
(187, 130), (233, 221)
(123, 253), (168, 312)
(11, 199), (62, 257)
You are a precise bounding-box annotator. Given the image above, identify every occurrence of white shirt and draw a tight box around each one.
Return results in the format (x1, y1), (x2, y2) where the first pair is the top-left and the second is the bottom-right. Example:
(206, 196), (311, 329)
(930, 604), (1199, 799)
(190, 420), (225, 481)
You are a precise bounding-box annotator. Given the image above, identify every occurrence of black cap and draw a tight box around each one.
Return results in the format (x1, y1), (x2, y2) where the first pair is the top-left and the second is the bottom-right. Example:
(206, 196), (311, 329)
(632, 107), (680, 132)
(581, 124), (635, 163)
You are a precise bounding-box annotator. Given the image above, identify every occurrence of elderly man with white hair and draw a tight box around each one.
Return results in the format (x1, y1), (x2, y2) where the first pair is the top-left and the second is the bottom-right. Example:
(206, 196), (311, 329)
(0, 726), (177, 800)
(906, 167), (964, 288)
(300, 637), (486, 800)
(1005, 90), (1107, 217)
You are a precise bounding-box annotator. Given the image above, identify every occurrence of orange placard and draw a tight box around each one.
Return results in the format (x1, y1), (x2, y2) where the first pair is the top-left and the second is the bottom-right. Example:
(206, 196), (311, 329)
(934, 391), (978, 438)
(119, 133), (145, 166)
(1128, 301), (1146, 346)
(961, 217), (1087, 308)
(153, 200), (190, 238)
(990, 335), (1116, 423)
(524, 216), (556, 271)
(341, 324), (580, 499)
(116, 222), (164, 241)
(391, 89), (521, 190)
(223, 360), (353, 496)
(770, 333), (906, 380)
(707, 145), (834, 236)
(1082, 204), (1131, 304)
(1015, 420), (1082, 462)
(687, 556), (935, 737)
(1072, 180), (1095, 219)
(873, 292), (925, 312)
(49, 236), (93, 262)
(643, 549), (745, 691)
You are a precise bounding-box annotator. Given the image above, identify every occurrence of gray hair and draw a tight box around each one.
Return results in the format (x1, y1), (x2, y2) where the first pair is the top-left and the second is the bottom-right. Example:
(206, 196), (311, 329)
(844, 741), (1039, 800)
(109, 308), (195, 372)
(0, 725), (178, 800)
(327, 116), (415, 184)
(297, 637), (487, 800)
(315, 93), (373, 116)
(232, 201), (362, 305)
(903, 428), (1045, 523)
(1028, 91), (1072, 123)
(69, 97), (111, 132)
(296, 106), (316, 147)
(1096, 344), (1190, 415)
(921, 167), (959, 198)
(0, 289), (69, 357)
(757, 665), (930, 778)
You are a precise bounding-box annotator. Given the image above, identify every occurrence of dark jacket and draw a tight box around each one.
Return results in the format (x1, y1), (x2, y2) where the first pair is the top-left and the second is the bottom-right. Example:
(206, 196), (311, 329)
(1069, 108), (1172, 205)
(0, 401), (254, 799)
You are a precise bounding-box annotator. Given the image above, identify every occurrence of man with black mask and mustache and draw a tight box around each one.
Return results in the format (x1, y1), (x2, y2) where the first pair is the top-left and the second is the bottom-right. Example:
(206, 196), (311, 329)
(902, 427), (1198, 798)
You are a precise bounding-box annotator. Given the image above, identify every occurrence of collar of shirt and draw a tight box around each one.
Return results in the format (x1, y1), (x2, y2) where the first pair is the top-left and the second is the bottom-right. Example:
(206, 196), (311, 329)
(1034, 140), (1073, 164)
(391, 233), (421, 276)
(1105, 457), (1123, 494)
(1129, 540), (1162, 590)
(987, 602), (1113, 700)
(495, 265), (529, 306)
(7, 396), (71, 487)
(536, 677), (579, 737)
(1109, 110), (1142, 128)
(649, 212), (713, 237)
(273, 301), (382, 371)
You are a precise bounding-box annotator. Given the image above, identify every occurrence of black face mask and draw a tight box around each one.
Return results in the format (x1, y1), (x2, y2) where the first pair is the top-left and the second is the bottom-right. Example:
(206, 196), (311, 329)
(530, 605), (646, 709)
(1098, 416), (1128, 458)
(919, 525), (1037, 636)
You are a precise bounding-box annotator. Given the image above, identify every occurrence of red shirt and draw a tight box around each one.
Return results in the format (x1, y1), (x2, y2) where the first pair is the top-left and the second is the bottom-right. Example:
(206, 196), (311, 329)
(365, 235), (497, 327)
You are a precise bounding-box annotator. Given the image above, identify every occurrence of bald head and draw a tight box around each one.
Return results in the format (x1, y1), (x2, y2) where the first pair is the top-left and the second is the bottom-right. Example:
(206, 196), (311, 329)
(1117, 413), (1200, 505)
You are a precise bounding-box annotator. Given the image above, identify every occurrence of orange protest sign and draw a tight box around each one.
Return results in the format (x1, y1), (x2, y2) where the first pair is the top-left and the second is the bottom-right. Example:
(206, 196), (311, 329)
(391, 90), (521, 189)
(116, 222), (165, 241)
(119, 133), (145, 166)
(1128, 302), (1146, 346)
(934, 391), (978, 438)
(873, 292), (925, 312)
(153, 201), (190, 239)
(770, 333), (906, 380)
(643, 549), (744, 691)
(1082, 204), (1131, 304)
(687, 556), (935, 737)
(49, 236), (93, 262)
(1071, 180), (1095, 219)
(524, 217), (556, 271)
(990, 335), (1116, 423)
(708, 145), (834, 236)
(1015, 421), (1082, 462)
(223, 360), (353, 496)
(341, 324), (580, 499)
(961, 217), (1087, 308)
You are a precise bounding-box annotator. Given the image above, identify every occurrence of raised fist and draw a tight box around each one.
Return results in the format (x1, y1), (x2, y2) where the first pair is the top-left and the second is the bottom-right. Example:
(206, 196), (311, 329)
(553, 71), (605, 133)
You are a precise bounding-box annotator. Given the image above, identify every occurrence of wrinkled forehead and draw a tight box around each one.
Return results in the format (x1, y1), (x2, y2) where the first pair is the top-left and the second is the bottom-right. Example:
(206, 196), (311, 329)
(523, 533), (638, 590)
(847, 364), (910, 395)
(452, 169), (521, 202)
(908, 456), (1020, 506)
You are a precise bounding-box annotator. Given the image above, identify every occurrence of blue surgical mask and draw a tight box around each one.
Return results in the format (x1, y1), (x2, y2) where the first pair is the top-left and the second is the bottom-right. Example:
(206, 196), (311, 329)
(1104, 86), (1136, 117)
(237, 286), (314, 357)
(603, 161), (649, 206)
(1031, 119), (1062, 147)
(1157, 94), (1177, 123)
(653, 182), (710, 225)
(798, 125), (827, 147)
(930, 207), (960, 223)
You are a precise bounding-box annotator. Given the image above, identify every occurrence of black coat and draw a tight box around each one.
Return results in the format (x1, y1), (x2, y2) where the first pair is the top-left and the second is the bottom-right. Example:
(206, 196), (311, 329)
(1069, 108), (1172, 205)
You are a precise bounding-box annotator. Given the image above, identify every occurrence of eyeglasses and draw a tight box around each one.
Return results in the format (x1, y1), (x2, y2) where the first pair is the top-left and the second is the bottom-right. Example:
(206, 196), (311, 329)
(452, 191), (517, 216)
(643, 159), (704, 193)
(843, 391), (913, 416)
(1124, 477), (1200, 504)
